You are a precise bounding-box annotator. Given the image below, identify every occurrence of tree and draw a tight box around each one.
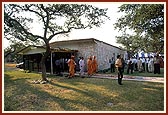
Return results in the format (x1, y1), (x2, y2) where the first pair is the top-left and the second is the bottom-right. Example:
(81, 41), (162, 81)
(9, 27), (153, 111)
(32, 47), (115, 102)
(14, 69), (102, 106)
(4, 42), (25, 62)
(115, 33), (143, 56)
(4, 36), (44, 61)
(114, 4), (164, 54)
(4, 3), (109, 81)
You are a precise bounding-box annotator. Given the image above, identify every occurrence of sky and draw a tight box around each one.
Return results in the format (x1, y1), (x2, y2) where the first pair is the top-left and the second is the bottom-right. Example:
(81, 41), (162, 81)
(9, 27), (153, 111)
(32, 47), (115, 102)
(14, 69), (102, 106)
(50, 2), (125, 47)
(3, 2), (126, 48)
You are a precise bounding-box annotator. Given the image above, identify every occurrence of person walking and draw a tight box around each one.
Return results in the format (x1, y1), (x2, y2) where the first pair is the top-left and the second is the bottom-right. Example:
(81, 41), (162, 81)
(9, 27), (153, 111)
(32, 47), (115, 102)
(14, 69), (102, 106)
(79, 57), (85, 78)
(87, 56), (93, 77)
(115, 55), (123, 85)
(67, 55), (76, 78)
(92, 56), (98, 74)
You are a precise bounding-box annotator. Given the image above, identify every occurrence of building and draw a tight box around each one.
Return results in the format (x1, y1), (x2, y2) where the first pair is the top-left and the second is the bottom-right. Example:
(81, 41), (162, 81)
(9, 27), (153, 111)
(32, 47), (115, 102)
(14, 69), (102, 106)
(18, 38), (127, 74)
(17, 46), (78, 73)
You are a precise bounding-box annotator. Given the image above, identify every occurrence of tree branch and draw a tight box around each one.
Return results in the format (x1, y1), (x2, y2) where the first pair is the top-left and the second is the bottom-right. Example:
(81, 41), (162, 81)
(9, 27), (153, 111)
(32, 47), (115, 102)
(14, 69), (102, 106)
(48, 29), (71, 41)
(40, 4), (49, 39)
(9, 18), (44, 40)
(24, 4), (46, 24)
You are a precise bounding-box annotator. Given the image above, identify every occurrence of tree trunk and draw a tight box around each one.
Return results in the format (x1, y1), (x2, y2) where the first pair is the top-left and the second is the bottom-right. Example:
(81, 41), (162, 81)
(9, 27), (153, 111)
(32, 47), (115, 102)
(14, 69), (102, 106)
(40, 43), (51, 81)
(41, 56), (48, 81)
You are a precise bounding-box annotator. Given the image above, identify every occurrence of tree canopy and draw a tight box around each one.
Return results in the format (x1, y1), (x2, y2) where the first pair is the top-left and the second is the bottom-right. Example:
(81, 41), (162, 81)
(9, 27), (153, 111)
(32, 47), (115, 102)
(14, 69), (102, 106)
(4, 4), (109, 43)
(4, 3), (109, 81)
(114, 4), (164, 54)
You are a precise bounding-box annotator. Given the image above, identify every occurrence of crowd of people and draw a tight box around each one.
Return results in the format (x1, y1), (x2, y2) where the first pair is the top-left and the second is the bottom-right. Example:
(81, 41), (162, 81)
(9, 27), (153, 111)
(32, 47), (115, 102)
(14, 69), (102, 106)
(110, 54), (164, 75)
(127, 55), (163, 74)
(66, 55), (98, 79)
(113, 54), (163, 85)
(54, 53), (163, 85)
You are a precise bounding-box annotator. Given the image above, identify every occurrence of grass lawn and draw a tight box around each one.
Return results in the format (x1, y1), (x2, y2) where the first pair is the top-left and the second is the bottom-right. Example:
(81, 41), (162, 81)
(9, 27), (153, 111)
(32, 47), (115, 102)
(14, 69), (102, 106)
(4, 69), (164, 111)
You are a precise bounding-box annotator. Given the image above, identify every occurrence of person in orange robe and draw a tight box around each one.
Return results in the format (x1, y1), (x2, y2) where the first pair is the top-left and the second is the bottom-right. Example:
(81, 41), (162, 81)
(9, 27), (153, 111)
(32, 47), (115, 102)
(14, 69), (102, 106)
(92, 56), (98, 74)
(67, 55), (76, 78)
(87, 56), (93, 77)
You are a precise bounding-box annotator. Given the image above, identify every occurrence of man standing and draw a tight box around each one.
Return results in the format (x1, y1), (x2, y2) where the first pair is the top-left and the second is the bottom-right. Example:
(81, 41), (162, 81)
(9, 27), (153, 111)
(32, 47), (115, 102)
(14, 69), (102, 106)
(55, 58), (61, 75)
(148, 56), (154, 73)
(145, 57), (149, 72)
(127, 58), (133, 74)
(141, 57), (146, 72)
(137, 58), (143, 72)
(154, 54), (161, 74)
(115, 55), (123, 85)
(110, 57), (115, 73)
(79, 57), (85, 77)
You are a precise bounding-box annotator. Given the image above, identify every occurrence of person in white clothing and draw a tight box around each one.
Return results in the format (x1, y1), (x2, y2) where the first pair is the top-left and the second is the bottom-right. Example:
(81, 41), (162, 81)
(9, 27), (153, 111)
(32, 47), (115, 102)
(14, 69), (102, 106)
(141, 57), (146, 71)
(148, 56), (154, 73)
(137, 58), (143, 72)
(79, 57), (85, 77)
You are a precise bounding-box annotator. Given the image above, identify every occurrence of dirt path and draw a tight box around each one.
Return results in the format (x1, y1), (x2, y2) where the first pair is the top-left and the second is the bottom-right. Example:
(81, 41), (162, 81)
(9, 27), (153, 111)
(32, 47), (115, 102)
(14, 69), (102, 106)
(91, 73), (164, 83)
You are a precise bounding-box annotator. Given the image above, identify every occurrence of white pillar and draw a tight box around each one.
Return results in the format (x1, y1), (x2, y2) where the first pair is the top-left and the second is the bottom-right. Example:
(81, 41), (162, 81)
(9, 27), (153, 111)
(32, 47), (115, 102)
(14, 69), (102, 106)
(50, 52), (53, 74)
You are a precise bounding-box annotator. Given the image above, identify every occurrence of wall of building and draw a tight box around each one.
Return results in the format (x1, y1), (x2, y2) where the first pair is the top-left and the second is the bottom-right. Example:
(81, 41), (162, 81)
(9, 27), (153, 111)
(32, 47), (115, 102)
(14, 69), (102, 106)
(50, 39), (126, 71)
(50, 40), (96, 71)
(95, 40), (126, 70)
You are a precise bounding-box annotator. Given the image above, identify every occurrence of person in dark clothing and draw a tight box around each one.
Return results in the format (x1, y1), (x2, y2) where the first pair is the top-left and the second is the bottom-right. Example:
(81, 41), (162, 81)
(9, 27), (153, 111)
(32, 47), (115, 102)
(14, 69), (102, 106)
(110, 57), (115, 73)
(55, 59), (61, 75)
(115, 55), (123, 85)
(127, 60), (133, 74)
(121, 58), (125, 73)
(154, 55), (161, 74)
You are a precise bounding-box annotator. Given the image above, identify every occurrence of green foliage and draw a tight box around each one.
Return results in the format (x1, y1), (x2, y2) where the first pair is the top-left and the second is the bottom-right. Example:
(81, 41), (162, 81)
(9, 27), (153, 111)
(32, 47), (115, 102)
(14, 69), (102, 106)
(4, 4), (109, 42)
(114, 4), (164, 53)
(4, 42), (24, 62)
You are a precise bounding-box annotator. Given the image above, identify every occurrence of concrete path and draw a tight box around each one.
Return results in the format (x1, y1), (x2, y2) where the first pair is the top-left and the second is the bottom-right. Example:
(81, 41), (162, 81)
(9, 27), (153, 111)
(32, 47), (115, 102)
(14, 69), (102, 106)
(63, 72), (164, 83)
(90, 73), (164, 83)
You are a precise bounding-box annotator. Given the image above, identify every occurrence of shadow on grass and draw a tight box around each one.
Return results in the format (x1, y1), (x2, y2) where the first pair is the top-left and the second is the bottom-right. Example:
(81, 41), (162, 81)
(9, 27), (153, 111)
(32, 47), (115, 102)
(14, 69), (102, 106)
(4, 73), (116, 111)
(4, 71), (164, 111)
